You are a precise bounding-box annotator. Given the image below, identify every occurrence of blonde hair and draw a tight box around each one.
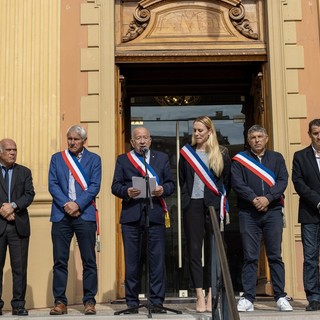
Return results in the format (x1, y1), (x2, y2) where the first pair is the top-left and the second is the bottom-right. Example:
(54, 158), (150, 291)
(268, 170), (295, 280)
(191, 115), (224, 177)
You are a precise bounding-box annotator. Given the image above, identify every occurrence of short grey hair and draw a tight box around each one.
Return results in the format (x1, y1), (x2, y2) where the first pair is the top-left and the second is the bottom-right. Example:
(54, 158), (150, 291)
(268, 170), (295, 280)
(67, 125), (87, 140)
(247, 124), (268, 137)
(131, 127), (151, 138)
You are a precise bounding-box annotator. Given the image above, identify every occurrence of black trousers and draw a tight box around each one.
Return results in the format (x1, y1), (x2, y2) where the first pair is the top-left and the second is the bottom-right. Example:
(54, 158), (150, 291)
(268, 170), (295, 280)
(121, 222), (166, 306)
(183, 199), (212, 289)
(0, 223), (29, 309)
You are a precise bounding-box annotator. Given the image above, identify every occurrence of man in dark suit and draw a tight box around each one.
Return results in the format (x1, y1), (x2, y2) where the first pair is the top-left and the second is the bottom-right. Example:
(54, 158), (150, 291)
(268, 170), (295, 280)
(0, 138), (35, 316)
(292, 118), (320, 311)
(111, 127), (175, 314)
(48, 125), (101, 316)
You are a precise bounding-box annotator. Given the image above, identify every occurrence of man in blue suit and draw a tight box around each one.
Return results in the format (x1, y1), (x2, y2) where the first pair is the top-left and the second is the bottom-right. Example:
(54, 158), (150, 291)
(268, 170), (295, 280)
(48, 125), (101, 316)
(112, 127), (175, 314)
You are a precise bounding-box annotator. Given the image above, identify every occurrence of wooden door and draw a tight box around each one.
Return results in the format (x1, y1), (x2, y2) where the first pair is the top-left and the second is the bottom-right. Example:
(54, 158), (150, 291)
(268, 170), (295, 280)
(115, 67), (126, 298)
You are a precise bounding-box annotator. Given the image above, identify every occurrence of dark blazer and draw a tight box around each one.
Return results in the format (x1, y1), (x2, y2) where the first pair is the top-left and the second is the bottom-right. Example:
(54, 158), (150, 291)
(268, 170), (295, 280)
(292, 145), (320, 223)
(111, 149), (175, 224)
(48, 148), (101, 222)
(179, 145), (231, 211)
(0, 164), (35, 237)
(231, 149), (288, 211)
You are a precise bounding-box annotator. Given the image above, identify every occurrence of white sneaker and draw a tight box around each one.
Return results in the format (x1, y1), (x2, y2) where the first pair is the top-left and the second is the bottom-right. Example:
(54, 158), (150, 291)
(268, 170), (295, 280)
(237, 297), (254, 312)
(276, 297), (293, 311)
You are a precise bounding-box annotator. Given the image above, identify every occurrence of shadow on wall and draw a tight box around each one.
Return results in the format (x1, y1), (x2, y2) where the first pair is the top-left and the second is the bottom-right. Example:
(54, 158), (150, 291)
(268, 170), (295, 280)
(2, 269), (34, 311)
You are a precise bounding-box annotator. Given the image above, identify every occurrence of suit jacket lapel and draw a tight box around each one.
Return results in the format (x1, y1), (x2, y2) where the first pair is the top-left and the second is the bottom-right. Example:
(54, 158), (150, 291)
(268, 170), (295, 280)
(149, 150), (156, 167)
(0, 168), (7, 195)
(10, 164), (18, 194)
(79, 148), (88, 169)
(61, 154), (70, 182)
(306, 146), (320, 182)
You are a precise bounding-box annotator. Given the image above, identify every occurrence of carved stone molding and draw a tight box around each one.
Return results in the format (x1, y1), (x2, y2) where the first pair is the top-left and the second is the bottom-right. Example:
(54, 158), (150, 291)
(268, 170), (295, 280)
(122, 0), (258, 43)
(229, 4), (258, 40)
(122, 6), (151, 42)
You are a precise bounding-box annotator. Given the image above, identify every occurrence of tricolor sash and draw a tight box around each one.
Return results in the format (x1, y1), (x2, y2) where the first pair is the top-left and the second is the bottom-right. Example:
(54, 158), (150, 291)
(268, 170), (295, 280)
(127, 150), (170, 228)
(180, 144), (229, 230)
(61, 150), (101, 249)
(232, 151), (284, 208)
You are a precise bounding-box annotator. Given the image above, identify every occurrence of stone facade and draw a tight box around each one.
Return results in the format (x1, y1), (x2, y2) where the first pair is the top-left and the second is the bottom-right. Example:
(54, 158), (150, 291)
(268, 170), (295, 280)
(0, 0), (319, 308)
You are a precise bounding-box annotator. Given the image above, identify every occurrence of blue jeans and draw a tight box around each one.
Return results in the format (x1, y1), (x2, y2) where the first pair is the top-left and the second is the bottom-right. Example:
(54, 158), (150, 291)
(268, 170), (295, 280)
(51, 215), (97, 305)
(301, 223), (320, 302)
(239, 208), (286, 302)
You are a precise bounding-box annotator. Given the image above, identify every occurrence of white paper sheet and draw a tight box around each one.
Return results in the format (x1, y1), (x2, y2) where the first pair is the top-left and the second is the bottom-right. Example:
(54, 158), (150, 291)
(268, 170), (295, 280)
(132, 176), (156, 198)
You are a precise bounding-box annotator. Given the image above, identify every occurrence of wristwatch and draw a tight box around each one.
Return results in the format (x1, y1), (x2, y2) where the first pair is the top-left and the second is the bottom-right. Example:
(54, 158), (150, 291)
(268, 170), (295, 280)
(11, 202), (17, 210)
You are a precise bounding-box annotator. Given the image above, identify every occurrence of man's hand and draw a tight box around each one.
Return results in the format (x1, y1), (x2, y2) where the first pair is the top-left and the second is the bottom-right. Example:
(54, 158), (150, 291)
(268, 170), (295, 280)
(0, 203), (14, 218)
(127, 187), (141, 198)
(64, 201), (80, 216)
(252, 196), (269, 212)
(152, 185), (164, 197)
(6, 213), (15, 221)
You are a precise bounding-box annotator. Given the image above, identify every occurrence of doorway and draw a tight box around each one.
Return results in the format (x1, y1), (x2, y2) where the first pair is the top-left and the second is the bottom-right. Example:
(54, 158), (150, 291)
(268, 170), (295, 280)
(117, 61), (264, 298)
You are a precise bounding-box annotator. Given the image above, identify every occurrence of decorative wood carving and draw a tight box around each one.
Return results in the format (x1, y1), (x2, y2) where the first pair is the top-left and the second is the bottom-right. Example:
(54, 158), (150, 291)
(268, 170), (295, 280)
(122, 0), (258, 43)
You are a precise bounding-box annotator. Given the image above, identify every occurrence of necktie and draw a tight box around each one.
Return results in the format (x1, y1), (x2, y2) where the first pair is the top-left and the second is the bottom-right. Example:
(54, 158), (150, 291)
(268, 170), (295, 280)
(3, 167), (9, 193)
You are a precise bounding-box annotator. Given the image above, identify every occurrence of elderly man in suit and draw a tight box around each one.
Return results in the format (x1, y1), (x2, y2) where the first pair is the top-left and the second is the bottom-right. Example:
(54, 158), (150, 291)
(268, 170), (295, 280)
(111, 127), (175, 314)
(292, 118), (320, 311)
(48, 125), (101, 316)
(0, 138), (35, 316)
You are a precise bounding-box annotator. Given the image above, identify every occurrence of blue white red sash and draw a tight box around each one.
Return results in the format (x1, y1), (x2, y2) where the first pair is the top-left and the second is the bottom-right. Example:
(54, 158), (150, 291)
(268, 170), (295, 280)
(232, 151), (284, 207)
(127, 150), (170, 228)
(61, 150), (101, 243)
(180, 144), (229, 230)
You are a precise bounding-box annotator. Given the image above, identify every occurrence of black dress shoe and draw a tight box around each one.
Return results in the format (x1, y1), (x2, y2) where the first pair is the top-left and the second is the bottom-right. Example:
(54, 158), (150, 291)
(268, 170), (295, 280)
(306, 300), (320, 311)
(123, 307), (139, 314)
(12, 307), (28, 316)
(150, 304), (167, 314)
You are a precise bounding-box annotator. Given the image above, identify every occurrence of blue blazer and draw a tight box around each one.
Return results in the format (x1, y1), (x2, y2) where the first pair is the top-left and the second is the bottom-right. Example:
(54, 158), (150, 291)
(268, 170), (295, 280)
(111, 149), (175, 225)
(48, 148), (101, 222)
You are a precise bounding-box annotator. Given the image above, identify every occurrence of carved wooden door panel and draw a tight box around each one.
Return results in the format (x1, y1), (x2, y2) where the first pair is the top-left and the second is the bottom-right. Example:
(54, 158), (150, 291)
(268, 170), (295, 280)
(251, 68), (274, 297)
(115, 67), (126, 298)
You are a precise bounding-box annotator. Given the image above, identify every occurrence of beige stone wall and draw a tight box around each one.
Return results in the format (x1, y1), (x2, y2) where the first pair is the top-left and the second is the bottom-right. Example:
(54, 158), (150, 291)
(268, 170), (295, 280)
(80, 0), (117, 303)
(265, 0), (303, 299)
(0, 0), (117, 309)
(1, 0), (318, 308)
(295, 0), (320, 298)
(266, 0), (320, 299)
(0, 0), (60, 309)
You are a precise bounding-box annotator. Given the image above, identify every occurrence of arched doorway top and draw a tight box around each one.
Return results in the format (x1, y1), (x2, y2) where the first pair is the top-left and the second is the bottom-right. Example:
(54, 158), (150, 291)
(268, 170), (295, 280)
(138, 0), (242, 8)
(121, 0), (258, 44)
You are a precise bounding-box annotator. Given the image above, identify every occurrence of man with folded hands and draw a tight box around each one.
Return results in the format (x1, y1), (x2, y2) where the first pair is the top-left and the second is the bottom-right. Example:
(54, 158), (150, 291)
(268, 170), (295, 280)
(48, 125), (101, 316)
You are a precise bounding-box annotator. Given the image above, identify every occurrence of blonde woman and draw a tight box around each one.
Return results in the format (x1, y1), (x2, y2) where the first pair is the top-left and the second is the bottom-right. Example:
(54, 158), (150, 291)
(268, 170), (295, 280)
(179, 116), (231, 312)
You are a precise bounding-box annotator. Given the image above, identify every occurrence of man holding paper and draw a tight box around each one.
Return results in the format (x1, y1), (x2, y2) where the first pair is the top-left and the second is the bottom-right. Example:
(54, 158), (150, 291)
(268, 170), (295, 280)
(111, 127), (175, 314)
